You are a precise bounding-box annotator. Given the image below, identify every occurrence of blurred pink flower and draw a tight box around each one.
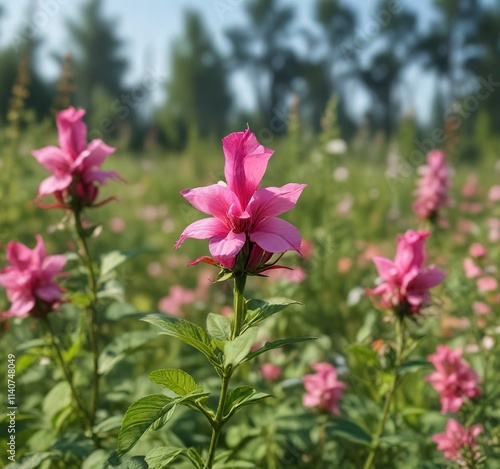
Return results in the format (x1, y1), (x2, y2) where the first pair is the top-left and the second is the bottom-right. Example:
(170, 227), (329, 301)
(110, 217), (126, 233)
(175, 128), (305, 271)
(426, 345), (481, 413)
(300, 239), (314, 259)
(460, 175), (478, 198)
(0, 236), (66, 318)
(266, 267), (307, 283)
(147, 262), (163, 277)
(468, 243), (488, 258)
(337, 257), (353, 274)
(303, 362), (346, 415)
(221, 306), (233, 317)
(413, 150), (450, 221)
(432, 419), (482, 463)
(488, 185), (500, 202)
(336, 194), (354, 215)
(473, 301), (491, 315)
(463, 258), (483, 279)
(488, 218), (500, 243)
(158, 285), (196, 317)
(32, 107), (120, 208)
(261, 363), (282, 381)
(367, 230), (446, 314)
(477, 276), (497, 293)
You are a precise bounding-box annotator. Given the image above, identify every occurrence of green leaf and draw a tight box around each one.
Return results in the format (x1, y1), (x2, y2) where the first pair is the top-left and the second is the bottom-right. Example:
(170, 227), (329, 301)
(185, 447), (204, 469)
(245, 298), (300, 327)
(117, 394), (177, 456)
(213, 462), (256, 469)
(145, 447), (185, 469)
(224, 327), (258, 367)
(143, 315), (221, 367)
(5, 452), (58, 469)
(98, 331), (155, 375)
(327, 419), (373, 447)
(207, 313), (231, 341)
(43, 381), (72, 422)
(398, 359), (433, 374)
(99, 249), (144, 282)
(243, 337), (316, 362)
(224, 386), (272, 419)
(149, 369), (200, 396)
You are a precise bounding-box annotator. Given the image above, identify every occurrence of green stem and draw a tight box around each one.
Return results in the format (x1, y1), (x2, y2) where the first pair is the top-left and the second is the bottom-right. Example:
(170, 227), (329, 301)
(43, 316), (93, 434)
(73, 209), (100, 430)
(363, 317), (404, 469)
(205, 276), (247, 468)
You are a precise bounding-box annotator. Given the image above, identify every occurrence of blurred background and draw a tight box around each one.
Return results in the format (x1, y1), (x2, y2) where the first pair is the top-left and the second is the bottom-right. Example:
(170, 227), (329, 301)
(1, 0), (500, 156)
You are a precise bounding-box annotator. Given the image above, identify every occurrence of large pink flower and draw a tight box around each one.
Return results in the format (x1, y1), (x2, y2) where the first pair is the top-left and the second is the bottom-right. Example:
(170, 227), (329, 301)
(426, 345), (481, 413)
(32, 107), (120, 208)
(302, 362), (346, 415)
(0, 236), (66, 318)
(413, 150), (449, 221)
(175, 128), (306, 269)
(432, 419), (483, 463)
(367, 230), (446, 314)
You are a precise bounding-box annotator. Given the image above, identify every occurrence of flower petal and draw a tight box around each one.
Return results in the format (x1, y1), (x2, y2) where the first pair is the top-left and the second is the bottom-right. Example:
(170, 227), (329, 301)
(247, 183), (307, 219)
(175, 218), (228, 248)
(250, 217), (301, 253)
(372, 257), (398, 282)
(408, 267), (446, 291)
(57, 107), (87, 157)
(32, 146), (71, 175)
(180, 184), (237, 219)
(209, 231), (246, 268)
(42, 254), (66, 276)
(222, 128), (274, 207)
(38, 174), (73, 197)
(74, 139), (116, 171)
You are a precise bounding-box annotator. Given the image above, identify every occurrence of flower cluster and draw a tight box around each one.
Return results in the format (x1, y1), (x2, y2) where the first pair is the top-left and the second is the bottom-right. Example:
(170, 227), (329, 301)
(426, 345), (481, 413)
(302, 362), (346, 415)
(32, 107), (120, 209)
(0, 236), (66, 318)
(367, 230), (445, 315)
(175, 128), (306, 275)
(413, 150), (449, 221)
(432, 419), (483, 463)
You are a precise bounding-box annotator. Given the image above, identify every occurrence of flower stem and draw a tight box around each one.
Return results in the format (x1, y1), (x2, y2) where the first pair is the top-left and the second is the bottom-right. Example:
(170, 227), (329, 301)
(42, 316), (94, 435)
(363, 316), (405, 469)
(73, 209), (101, 430)
(205, 276), (247, 468)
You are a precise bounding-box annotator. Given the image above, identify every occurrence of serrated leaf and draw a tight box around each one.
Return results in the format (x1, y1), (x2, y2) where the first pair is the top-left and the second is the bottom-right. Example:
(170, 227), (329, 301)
(142, 315), (220, 368)
(207, 313), (231, 341)
(98, 331), (155, 375)
(117, 394), (176, 455)
(145, 447), (185, 469)
(245, 298), (300, 327)
(224, 327), (258, 367)
(242, 337), (316, 362)
(149, 369), (200, 396)
(224, 385), (272, 419)
(327, 419), (373, 447)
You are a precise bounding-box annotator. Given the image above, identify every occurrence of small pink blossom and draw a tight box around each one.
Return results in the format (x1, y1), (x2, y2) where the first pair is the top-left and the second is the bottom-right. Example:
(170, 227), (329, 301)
(261, 363), (282, 381)
(473, 301), (491, 315)
(175, 128), (306, 272)
(432, 419), (482, 463)
(488, 218), (500, 242)
(488, 185), (500, 202)
(463, 258), (483, 279)
(413, 150), (450, 221)
(109, 217), (126, 233)
(302, 362), (346, 415)
(367, 230), (446, 314)
(0, 236), (66, 318)
(32, 107), (120, 208)
(266, 267), (307, 283)
(476, 276), (497, 293)
(300, 239), (314, 259)
(461, 175), (478, 198)
(426, 345), (481, 413)
(158, 285), (196, 317)
(468, 243), (488, 258)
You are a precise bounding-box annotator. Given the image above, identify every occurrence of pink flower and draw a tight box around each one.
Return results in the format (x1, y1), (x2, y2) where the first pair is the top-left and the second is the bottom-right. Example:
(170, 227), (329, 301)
(477, 276), (497, 293)
(473, 301), (491, 315)
(413, 150), (450, 221)
(266, 267), (307, 283)
(302, 362), (346, 415)
(0, 236), (66, 318)
(432, 419), (482, 463)
(32, 107), (120, 208)
(468, 243), (488, 258)
(158, 285), (196, 317)
(463, 258), (483, 279)
(488, 185), (500, 202)
(175, 128), (306, 270)
(261, 363), (282, 381)
(426, 345), (481, 413)
(300, 239), (314, 259)
(367, 230), (446, 314)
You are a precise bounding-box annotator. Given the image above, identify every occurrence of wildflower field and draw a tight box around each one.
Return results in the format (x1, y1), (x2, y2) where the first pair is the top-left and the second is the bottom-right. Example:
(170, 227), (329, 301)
(2, 1), (500, 469)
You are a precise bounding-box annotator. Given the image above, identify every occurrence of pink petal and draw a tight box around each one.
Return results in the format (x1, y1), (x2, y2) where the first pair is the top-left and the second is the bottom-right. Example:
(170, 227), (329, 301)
(33, 235), (46, 267)
(38, 174), (73, 197)
(57, 107), (87, 157)
(9, 296), (35, 317)
(83, 169), (121, 184)
(74, 139), (115, 170)
(222, 128), (274, 207)
(32, 146), (71, 175)
(35, 284), (61, 303)
(209, 231), (246, 268)
(180, 184), (237, 219)
(7, 241), (33, 270)
(372, 257), (398, 282)
(42, 254), (66, 276)
(408, 267), (446, 290)
(175, 218), (228, 248)
(247, 183), (307, 219)
(250, 217), (301, 253)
